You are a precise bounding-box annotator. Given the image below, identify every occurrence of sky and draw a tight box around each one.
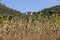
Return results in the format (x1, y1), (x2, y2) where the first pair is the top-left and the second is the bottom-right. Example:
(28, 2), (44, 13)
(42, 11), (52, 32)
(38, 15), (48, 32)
(0, 0), (60, 12)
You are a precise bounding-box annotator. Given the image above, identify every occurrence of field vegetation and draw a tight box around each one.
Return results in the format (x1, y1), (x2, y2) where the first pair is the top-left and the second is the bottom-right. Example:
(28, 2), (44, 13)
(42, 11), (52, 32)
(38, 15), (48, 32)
(0, 3), (60, 40)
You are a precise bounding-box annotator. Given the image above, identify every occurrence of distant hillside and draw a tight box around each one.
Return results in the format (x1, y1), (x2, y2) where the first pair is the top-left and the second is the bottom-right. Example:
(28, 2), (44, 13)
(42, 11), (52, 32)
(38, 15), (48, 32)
(41, 5), (60, 16)
(0, 3), (21, 16)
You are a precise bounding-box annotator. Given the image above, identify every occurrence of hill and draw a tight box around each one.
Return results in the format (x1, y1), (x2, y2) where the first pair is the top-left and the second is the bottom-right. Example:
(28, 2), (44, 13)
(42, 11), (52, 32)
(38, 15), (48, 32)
(41, 5), (60, 16)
